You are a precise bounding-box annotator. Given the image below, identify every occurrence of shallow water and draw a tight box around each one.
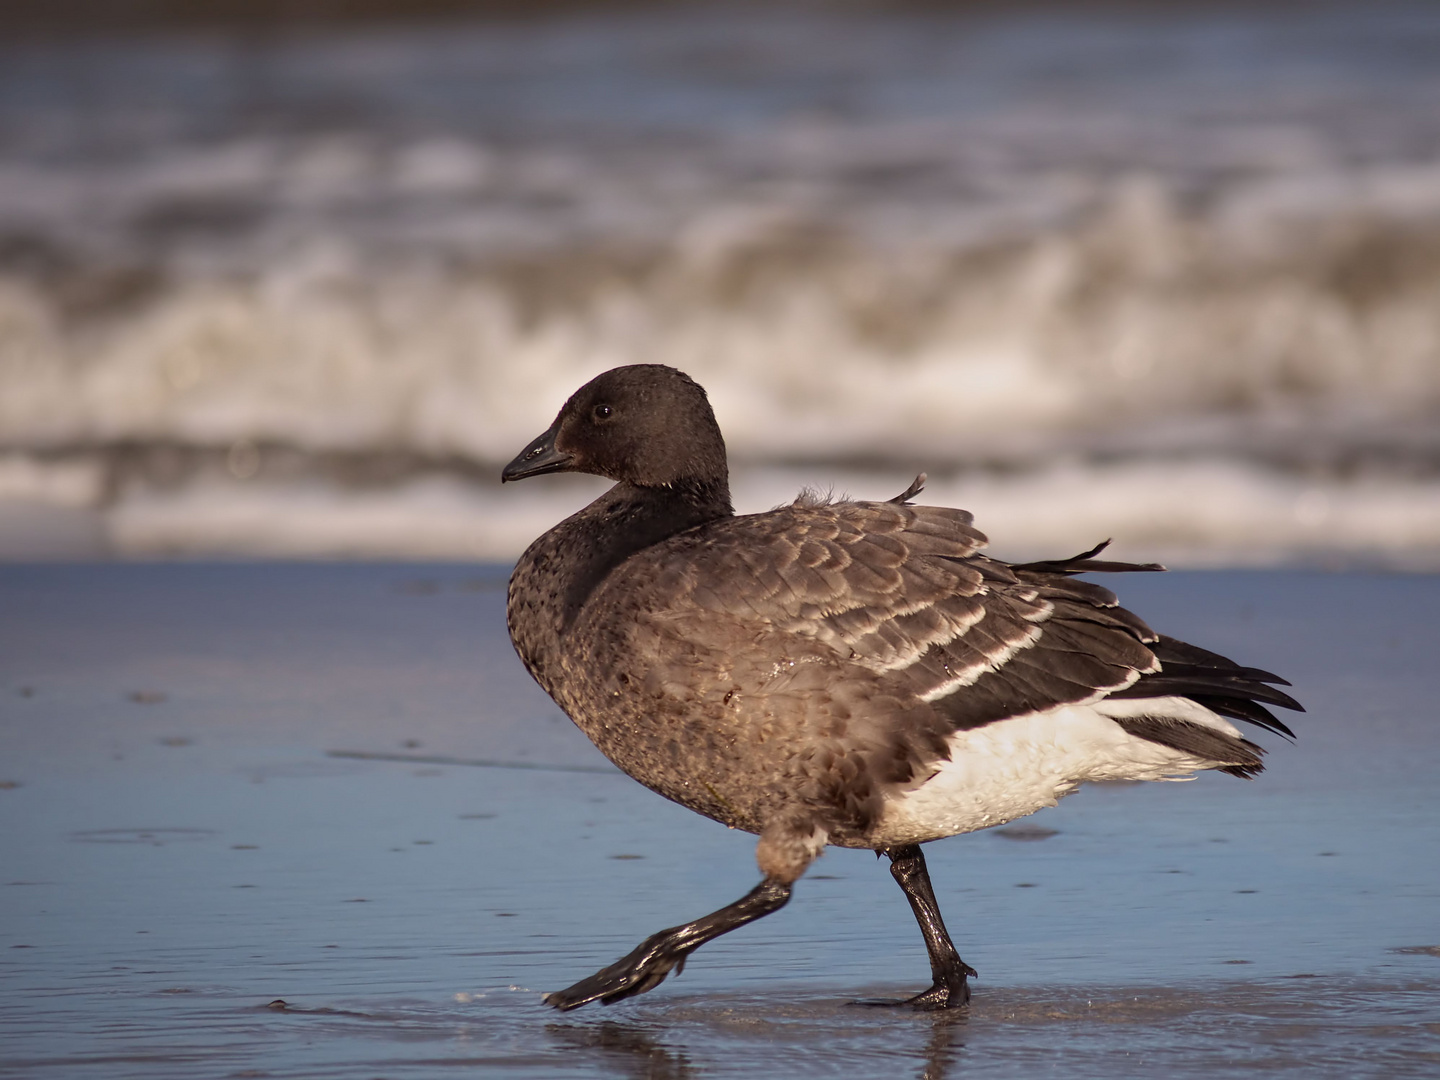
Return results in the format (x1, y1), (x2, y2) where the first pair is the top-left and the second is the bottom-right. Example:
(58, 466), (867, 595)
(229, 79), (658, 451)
(2, 565), (1439, 1077)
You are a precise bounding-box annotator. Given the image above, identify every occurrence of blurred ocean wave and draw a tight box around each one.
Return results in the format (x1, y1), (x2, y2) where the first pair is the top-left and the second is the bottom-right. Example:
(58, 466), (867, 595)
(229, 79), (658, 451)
(2, 3), (1438, 563)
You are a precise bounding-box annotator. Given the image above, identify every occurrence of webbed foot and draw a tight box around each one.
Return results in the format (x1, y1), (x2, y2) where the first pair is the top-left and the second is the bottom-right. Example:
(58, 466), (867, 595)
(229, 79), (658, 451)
(897, 974), (972, 1010)
(543, 932), (695, 1010)
(543, 877), (792, 1011)
(854, 961), (975, 1011)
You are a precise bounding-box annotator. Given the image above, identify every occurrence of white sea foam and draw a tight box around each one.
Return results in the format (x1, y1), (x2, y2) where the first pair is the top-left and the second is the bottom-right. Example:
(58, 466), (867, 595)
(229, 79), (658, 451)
(1, 5), (1437, 562)
(3, 167), (1438, 464)
(0, 460), (1430, 567)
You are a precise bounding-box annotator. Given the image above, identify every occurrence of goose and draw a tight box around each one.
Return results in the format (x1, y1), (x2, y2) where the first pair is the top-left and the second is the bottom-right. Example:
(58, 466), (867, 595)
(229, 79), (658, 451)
(502, 364), (1300, 1011)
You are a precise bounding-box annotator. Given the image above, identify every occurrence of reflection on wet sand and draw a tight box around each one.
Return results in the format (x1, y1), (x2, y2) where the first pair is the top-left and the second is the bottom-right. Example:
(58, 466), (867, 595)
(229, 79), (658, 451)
(920, 1012), (968, 1080)
(535, 976), (1440, 1079)
(547, 1009), (968, 1080)
(547, 1021), (700, 1080)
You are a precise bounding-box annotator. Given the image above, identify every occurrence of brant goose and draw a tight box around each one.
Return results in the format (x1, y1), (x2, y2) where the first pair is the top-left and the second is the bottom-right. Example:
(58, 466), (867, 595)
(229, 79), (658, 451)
(503, 364), (1300, 1011)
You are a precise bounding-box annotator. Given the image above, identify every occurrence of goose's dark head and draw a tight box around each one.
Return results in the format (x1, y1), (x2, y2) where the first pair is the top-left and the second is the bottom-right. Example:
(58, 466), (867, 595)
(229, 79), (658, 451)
(502, 365), (730, 497)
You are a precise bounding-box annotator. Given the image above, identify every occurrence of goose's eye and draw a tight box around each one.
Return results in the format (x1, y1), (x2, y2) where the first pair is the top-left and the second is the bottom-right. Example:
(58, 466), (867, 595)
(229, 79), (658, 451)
(592, 404), (613, 421)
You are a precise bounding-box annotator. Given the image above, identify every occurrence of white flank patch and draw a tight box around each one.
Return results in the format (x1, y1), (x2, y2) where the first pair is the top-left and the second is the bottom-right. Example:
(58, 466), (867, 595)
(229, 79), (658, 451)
(869, 697), (1239, 847)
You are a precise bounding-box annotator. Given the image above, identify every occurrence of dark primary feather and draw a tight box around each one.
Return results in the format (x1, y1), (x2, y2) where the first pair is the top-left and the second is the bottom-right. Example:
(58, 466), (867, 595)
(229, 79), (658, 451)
(1011, 539), (1166, 577)
(1110, 714), (1267, 779)
(1109, 635), (1300, 739)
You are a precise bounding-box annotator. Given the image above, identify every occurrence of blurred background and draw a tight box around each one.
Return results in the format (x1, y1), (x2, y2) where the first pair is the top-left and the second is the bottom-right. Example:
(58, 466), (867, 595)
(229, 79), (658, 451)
(1, 0), (1438, 566)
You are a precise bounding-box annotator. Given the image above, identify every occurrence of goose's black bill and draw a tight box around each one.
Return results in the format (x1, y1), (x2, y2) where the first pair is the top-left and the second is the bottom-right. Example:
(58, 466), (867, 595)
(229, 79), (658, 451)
(501, 423), (571, 482)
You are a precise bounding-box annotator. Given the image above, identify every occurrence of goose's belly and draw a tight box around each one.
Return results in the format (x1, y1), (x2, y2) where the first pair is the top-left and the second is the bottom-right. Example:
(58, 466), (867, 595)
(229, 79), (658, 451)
(858, 703), (1220, 848)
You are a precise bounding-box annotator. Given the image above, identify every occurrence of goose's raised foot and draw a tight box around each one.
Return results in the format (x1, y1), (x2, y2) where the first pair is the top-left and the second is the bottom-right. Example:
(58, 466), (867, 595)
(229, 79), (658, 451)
(543, 878), (793, 1011)
(543, 933), (695, 1011)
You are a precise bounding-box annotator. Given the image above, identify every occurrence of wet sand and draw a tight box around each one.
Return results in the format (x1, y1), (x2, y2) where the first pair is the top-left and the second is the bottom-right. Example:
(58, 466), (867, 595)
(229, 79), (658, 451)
(2, 565), (1438, 1077)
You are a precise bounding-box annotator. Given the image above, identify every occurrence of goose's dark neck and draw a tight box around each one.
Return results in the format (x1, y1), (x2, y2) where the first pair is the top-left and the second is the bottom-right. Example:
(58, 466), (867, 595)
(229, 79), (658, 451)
(632, 477), (734, 527)
(583, 478), (733, 563)
(511, 478), (732, 657)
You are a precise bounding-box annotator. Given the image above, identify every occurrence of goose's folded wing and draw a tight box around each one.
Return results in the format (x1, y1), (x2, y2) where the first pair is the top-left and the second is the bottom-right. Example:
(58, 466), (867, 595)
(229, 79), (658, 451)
(651, 499), (1164, 732)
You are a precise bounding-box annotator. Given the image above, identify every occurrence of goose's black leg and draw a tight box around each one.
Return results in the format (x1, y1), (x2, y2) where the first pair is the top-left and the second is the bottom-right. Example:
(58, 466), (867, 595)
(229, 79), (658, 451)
(881, 843), (975, 1010)
(544, 877), (792, 1011)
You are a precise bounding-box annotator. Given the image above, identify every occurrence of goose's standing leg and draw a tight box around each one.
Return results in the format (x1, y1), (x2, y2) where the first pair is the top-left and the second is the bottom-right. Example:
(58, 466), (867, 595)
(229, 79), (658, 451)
(882, 843), (976, 1009)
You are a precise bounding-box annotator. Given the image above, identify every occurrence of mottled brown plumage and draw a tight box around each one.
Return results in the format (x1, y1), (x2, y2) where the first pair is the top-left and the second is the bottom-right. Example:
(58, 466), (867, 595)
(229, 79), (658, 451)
(503, 364), (1300, 1011)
